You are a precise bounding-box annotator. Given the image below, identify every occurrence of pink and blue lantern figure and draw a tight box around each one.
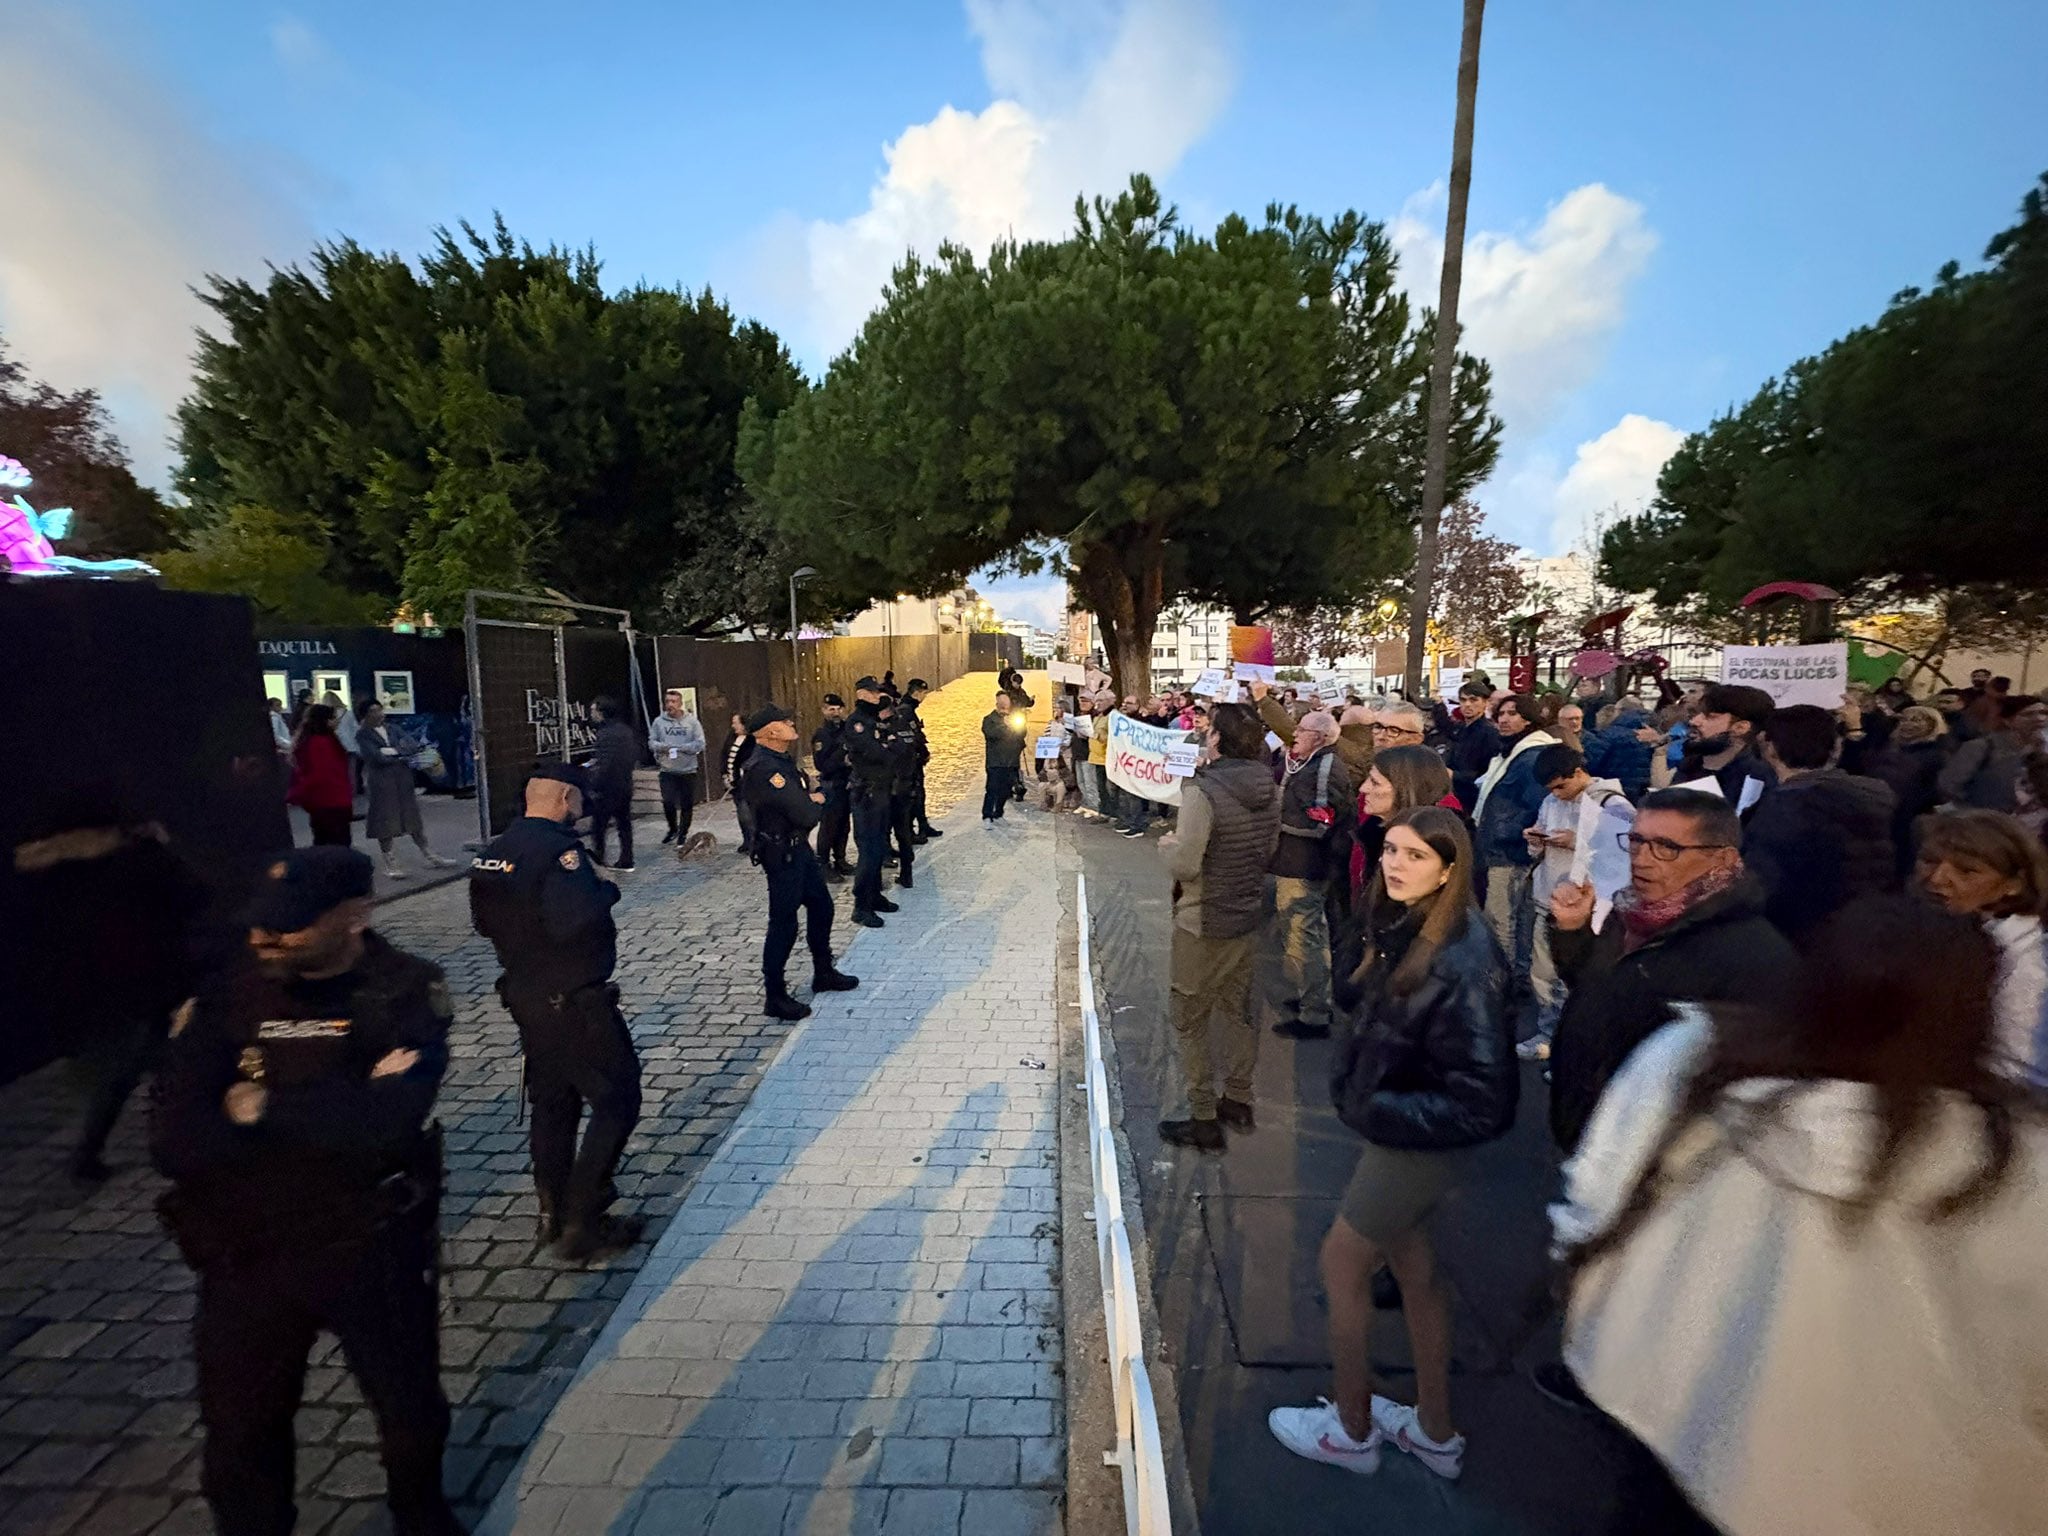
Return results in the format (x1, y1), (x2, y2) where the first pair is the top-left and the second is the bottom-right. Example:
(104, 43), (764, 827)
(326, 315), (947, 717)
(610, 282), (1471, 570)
(0, 454), (158, 578)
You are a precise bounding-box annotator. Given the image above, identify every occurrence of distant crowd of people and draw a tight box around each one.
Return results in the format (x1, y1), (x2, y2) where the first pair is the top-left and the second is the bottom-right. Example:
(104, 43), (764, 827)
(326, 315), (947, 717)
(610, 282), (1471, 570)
(1045, 663), (2048, 1531)
(271, 690), (457, 878)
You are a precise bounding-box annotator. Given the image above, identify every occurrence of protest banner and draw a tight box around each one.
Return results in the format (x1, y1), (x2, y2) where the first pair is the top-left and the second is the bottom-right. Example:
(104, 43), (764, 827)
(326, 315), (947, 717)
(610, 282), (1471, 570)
(1719, 643), (1849, 709)
(1047, 659), (1085, 686)
(1229, 625), (1276, 683)
(1106, 711), (1194, 805)
(1190, 667), (1228, 699)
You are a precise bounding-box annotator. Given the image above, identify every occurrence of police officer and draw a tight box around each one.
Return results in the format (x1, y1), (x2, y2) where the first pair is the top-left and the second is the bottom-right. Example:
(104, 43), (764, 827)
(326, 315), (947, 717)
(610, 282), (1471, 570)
(811, 692), (853, 881)
(844, 676), (903, 929)
(468, 762), (644, 1262)
(899, 678), (943, 843)
(740, 704), (861, 1019)
(153, 847), (461, 1536)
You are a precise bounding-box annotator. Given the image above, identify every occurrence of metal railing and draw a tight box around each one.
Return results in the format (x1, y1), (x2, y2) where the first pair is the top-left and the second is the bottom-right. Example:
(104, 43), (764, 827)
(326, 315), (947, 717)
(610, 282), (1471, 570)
(1075, 873), (1173, 1535)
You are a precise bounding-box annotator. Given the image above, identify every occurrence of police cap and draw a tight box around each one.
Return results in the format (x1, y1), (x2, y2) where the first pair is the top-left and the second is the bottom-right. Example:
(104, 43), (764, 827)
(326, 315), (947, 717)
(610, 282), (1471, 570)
(854, 676), (882, 694)
(248, 846), (374, 933)
(907, 678), (929, 693)
(746, 704), (796, 733)
(821, 693), (845, 707)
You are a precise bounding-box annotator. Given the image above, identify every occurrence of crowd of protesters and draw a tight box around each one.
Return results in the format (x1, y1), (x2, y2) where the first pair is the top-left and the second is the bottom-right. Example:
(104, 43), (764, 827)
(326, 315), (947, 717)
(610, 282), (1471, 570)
(1058, 661), (2048, 1530)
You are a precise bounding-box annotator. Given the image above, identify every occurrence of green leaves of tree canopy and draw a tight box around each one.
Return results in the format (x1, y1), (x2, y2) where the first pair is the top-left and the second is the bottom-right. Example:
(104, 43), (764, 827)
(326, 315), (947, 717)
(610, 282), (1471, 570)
(746, 176), (1498, 695)
(176, 217), (803, 630)
(0, 337), (173, 559)
(1601, 172), (2048, 618)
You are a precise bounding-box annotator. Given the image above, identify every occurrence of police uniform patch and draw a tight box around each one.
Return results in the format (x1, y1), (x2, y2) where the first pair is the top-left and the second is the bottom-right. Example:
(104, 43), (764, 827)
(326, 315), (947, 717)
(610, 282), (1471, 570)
(170, 998), (196, 1038)
(559, 849), (582, 871)
(770, 773), (786, 789)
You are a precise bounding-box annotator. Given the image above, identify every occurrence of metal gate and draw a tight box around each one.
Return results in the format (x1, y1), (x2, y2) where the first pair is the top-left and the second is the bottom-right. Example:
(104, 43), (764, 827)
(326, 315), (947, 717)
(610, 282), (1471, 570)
(463, 590), (639, 839)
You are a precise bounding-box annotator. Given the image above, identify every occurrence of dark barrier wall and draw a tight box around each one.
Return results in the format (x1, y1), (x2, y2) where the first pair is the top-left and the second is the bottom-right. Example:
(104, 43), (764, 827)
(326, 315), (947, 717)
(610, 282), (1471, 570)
(969, 633), (1024, 673)
(256, 627), (474, 791)
(2, 582), (291, 1081)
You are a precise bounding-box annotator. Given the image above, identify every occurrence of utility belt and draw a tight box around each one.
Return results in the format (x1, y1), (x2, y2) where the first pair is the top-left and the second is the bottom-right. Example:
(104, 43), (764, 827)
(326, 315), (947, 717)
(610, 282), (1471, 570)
(751, 829), (807, 871)
(850, 776), (892, 802)
(158, 1122), (443, 1271)
(498, 974), (616, 1017)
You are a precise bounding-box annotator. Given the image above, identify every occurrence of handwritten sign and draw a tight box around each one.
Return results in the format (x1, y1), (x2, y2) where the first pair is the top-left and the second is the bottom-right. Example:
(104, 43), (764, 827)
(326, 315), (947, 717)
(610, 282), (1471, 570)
(1106, 711), (1196, 805)
(1034, 734), (1065, 760)
(1438, 667), (1466, 704)
(1163, 742), (1199, 778)
(1315, 675), (1346, 706)
(1720, 643), (1849, 709)
(1190, 668), (1228, 699)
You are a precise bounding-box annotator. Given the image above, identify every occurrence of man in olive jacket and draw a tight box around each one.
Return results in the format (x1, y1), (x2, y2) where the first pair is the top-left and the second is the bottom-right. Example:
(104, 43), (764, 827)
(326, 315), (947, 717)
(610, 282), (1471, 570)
(1158, 703), (1282, 1152)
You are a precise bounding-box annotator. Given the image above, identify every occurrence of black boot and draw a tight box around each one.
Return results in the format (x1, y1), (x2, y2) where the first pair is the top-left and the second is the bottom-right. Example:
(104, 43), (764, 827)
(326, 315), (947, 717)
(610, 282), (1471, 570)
(919, 825), (943, 839)
(1158, 1117), (1226, 1151)
(896, 868), (914, 889)
(813, 967), (860, 992)
(826, 866), (848, 884)
(873, 895), (900, 913)
(535, 1195), (562, 1250)
(766, 992), (813, 1021)
(851, 909), (885, 929)
(1216, 1097), (1256, 1131)
(555, 1212), (646, 1264)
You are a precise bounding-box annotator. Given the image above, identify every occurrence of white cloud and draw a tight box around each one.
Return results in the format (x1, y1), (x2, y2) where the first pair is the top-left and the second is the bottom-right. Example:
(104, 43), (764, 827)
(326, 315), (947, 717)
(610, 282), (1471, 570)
(783, 0), (1233, 359)
(976, 569), (1068, 632)
(0, 6), (305, 486)
(1392, 182), (1656, 434)
(1483, 412), (1686, 556)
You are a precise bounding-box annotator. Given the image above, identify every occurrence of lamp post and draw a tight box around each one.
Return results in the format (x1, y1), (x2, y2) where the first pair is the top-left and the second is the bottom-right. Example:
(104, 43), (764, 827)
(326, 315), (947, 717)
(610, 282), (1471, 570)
(789, 566), (817, 695)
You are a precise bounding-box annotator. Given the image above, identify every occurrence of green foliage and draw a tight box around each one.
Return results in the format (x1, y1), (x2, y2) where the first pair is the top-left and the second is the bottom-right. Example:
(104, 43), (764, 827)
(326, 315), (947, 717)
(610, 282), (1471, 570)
(746, 176), (1498, 694)
(1602, 172), (2048, 616)
(177, 218), (804, 630)
(154, 505), (387, 624)
(0, 338), (173, 558)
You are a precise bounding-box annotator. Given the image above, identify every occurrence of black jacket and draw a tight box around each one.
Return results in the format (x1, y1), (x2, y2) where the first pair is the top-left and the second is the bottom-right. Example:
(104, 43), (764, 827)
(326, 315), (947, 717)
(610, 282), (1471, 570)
(468, 815), (620, 993)
(1864, 737), (1948, 873)
(1547, 875), (1796, 1153)
(983, 708), (1026, 770)
(591, 718), (638, 797)
(811, 716), (849, 781)
(845, 701), (898, 793)
(1272, 745), (1355, 882)
(742, 747), (821, 867)
(1444, 715), (1504, 808)
(1741, 769), (1897, 944)
(1331, 903), (1517, 1151)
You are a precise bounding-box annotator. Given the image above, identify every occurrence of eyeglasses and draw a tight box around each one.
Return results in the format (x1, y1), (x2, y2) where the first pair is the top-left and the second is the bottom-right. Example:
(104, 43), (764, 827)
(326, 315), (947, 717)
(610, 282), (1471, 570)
(1618, 833), (1734, 862)
(1372, 722), (1422, 736)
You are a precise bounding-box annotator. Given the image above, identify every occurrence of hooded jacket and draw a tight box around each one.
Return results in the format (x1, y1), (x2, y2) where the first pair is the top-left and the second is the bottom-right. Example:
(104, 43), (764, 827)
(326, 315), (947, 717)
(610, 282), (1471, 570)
(1547, 873), (1796, 1153)
(1330, 901), (1517, 1150)
(1474, 728), (1561, 866)
(1740, 768), (1898, 944)
(1582, 702), (1655, 802)
(1164, 756), (1281, 939)
(1558, 1010), (2048, 1536)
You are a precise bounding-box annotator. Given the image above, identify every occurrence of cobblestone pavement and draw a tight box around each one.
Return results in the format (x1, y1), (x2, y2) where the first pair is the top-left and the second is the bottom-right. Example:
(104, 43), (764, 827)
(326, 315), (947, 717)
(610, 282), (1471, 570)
(0, 672), (1053, 1536)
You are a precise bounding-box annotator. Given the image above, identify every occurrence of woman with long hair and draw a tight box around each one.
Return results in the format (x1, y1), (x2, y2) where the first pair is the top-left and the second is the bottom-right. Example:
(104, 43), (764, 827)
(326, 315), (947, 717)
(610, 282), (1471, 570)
(356, 699), (456, 878)
(721, 712), (756, 855)
(1555, 897), (2046, 1534)
(1865, 704), (1950, 872)
(1271, 807), (1516, 1481)
(288, 704), (355, 847)
(1915, 811), (2048, 1084)
(1349, 745), (1458, 904)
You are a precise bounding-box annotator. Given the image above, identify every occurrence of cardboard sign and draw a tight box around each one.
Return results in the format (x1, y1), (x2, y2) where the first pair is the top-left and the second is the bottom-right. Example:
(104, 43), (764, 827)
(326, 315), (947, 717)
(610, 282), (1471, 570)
(1719, 643), (1849, 709)
(1106, 711), (1194, 805)
(1190, 668), (1228, 699)
(1047, 659), (1085, 685)
(1315, 675), (1346, 705)
(1229, 625), (1276, 683)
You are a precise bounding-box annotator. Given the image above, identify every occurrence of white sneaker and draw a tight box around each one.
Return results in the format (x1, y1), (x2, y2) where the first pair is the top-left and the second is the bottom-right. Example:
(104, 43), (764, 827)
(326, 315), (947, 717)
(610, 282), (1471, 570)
(1267, 1398), (1381, 1475)
(1371, 1396), (1464, 1480)
(383, 864), (408, 880)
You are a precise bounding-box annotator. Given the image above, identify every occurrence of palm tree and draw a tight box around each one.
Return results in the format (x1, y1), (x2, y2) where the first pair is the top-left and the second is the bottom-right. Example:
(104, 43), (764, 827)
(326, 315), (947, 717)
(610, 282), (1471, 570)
(1404, 0), (1487, 699)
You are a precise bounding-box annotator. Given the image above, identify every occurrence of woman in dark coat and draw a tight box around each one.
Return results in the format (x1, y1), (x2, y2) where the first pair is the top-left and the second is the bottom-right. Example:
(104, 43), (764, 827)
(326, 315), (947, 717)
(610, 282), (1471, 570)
(288, 705), (355, 846)
(721, 713), (757, 854)
(357, 700), (455, 878)
(1863, 704), (1950, 874)
(1270, 806), (1515, 1483)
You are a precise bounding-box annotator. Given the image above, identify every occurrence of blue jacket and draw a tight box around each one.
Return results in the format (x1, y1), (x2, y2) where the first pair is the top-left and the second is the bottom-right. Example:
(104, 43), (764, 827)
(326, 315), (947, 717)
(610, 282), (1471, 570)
(1583, 705), (1655, 802)
(1476, 732), (1558, 866)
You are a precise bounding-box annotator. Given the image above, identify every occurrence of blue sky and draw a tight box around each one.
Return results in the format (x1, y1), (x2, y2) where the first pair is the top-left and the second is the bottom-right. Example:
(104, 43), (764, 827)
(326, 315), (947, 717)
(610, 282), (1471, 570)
(7, 0), (2042, 630)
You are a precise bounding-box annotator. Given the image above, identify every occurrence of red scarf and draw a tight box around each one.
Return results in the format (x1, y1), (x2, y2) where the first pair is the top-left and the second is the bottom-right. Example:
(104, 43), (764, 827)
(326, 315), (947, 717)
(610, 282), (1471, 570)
(1611, 863), (1740, 954)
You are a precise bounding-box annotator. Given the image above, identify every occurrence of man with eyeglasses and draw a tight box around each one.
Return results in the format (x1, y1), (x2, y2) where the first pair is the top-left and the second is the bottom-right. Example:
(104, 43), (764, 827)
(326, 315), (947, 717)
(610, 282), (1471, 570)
(1371, 700), (1429, 748)
(1544, 788), (1794, 1157)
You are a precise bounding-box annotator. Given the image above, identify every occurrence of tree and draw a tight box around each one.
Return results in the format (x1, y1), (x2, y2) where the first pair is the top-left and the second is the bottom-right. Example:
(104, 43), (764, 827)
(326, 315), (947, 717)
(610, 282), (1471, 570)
(177, 219), (804, 628)
(1404, 0), (1489, 697)
(0, 338), (172, 558)
(155, 505), (387, 624)
(749, 177), (1497, 696)
(1429, 498), (1526, 660)
(1601, 171), (2048, 618)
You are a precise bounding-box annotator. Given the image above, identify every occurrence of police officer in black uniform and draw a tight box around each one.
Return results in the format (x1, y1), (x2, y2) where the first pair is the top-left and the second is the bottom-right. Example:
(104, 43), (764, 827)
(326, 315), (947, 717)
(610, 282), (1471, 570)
(810, 692), (853, 882)
(844, 676), (903, 929)
(884, 692), (924, 889)
(901, 679), (943, 842)
(740, 704), (861, 1019)
(468, 762), (644, 1262)
(153, 847), (461, 1536)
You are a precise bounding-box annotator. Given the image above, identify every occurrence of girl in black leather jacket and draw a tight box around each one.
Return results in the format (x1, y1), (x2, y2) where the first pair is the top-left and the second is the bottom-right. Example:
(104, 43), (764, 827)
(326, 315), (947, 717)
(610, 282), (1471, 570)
(1270, 806), (1515, 1484)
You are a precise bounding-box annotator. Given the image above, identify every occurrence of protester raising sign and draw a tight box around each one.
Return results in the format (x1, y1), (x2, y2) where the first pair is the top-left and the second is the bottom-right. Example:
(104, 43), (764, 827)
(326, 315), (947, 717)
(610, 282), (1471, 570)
(1229, 625), (1276, 684)
(1106, 711), (1197, 805)
(1719, 643), (1849, 708)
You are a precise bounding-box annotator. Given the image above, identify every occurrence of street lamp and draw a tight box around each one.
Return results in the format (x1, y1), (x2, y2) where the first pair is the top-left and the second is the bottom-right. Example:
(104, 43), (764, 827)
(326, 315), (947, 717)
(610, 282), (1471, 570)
(789, 566), (818, 689)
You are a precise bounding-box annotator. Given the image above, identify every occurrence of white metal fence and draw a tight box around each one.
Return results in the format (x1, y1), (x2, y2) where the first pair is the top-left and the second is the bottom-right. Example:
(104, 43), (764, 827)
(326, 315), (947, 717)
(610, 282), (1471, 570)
(1075, 873), (1173, 1535)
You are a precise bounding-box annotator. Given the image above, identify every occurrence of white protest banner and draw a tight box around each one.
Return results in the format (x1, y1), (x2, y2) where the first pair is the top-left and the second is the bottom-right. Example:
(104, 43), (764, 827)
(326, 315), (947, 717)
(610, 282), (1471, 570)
(1569, 791), (1637, 929)
(1047, 659), (1085, 685)
(1106, 711), (1194, 805)
(1219, 679), (1242, 703)
(1190, 667), (1228, 699)
(1232, 661), (1277, 684)
(1439, 666), (1466, 704)
(1163, 741), (1199, 778)
(1719, 643), (1849, 709)
(1034, 734), (1064, 760)
(1315, 675), (1346, 706)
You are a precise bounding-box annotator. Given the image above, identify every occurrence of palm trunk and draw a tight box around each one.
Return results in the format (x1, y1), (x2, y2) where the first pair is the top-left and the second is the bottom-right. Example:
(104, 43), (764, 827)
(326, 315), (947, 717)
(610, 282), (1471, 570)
(1404, 0), (1486, 699)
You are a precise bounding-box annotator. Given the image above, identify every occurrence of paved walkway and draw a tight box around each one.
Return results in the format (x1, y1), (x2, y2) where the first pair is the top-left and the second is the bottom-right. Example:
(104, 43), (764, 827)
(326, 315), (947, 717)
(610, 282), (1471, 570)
(481, 728), (1065, 1533)
(0, 672), (1060, 1536)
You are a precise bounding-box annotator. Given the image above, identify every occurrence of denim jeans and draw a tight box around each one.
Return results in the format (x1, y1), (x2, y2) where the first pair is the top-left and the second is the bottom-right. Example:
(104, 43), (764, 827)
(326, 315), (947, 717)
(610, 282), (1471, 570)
(1272, 875), (1333, 1028)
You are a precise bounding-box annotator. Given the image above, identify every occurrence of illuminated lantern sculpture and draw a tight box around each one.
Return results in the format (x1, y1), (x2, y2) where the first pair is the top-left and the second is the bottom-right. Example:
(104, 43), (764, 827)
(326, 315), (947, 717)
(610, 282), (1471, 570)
(0, 454), (159, 578)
